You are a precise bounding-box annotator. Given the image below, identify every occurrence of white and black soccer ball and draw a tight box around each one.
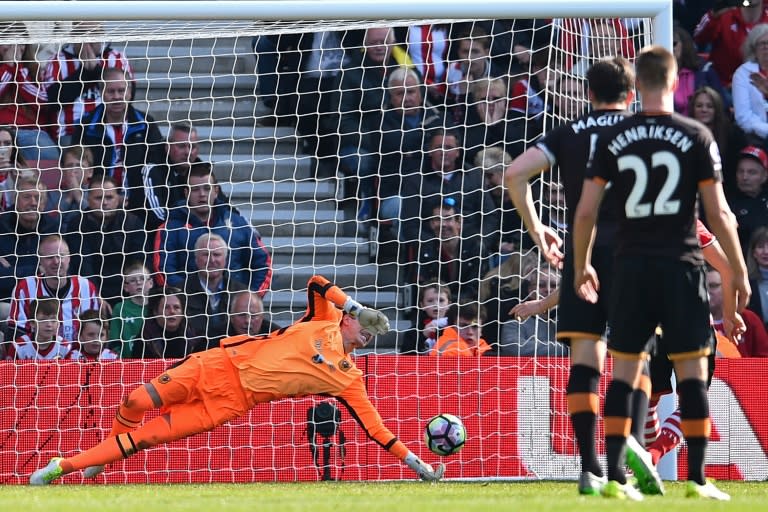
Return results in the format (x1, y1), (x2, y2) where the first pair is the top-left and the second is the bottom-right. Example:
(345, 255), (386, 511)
(424, 413), (466, 456)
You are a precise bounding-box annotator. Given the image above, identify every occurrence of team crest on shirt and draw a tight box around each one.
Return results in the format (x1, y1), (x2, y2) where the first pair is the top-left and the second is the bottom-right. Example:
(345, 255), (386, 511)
(338, 359), (352, 372)
(158, 374), (171, 384)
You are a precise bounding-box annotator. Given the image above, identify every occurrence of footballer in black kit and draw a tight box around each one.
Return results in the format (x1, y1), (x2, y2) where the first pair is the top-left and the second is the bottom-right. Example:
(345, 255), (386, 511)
(586, 111), (720, 358)
(536, 109), (630, 343)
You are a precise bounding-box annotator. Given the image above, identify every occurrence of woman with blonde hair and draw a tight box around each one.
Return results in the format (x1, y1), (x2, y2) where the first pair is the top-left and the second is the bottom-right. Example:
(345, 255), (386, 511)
(732, 22), (768, 145)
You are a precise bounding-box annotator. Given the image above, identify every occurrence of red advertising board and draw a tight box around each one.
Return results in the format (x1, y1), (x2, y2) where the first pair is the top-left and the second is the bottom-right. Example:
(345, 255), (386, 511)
(1, 357), (766, 484)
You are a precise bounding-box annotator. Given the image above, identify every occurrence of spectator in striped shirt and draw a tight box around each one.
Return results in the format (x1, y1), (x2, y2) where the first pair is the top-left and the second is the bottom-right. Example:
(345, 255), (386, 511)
(5, 297), (73, 360)
(43, 21), (134, 147)
(0, 22), (59, 162)
(74, 67), (164, 206)
(407, 23), (450, 104)
(7, 234), (101, 342)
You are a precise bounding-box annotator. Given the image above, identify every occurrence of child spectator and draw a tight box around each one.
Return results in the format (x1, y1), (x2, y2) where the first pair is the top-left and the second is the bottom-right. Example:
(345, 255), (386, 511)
(5, 298), (73, 360)
(400, 280), (452, 354)
(70, 309), (118, 361)
(431, 302), (491, 357)
(108, 262), (151, 358)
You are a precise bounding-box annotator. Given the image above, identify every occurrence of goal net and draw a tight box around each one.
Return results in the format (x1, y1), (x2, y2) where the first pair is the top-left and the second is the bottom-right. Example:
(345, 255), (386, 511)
(7, 4), (747, 486)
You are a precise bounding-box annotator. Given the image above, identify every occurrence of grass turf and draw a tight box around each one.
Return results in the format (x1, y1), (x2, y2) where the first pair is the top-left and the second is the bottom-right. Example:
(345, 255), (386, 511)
(3, 481), (768, 512)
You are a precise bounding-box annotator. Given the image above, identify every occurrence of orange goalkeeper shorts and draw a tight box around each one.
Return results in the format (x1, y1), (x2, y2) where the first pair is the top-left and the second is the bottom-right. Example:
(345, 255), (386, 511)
(149, 347), (251, 429)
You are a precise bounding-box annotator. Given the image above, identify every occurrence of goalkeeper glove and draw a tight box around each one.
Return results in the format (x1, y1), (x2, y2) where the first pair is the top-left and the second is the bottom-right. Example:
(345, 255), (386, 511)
(404, 451), (446, 482)
(343, 298), (390, 335)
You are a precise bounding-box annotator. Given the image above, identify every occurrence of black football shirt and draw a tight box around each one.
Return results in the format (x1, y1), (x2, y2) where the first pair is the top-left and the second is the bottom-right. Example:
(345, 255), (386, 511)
(537, 109), (631, 246)
(586, 112), (722, 265)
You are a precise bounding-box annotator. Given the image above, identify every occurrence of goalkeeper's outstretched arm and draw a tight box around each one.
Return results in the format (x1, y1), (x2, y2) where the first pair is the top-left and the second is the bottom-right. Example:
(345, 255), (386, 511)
(336, 378), (445, 481)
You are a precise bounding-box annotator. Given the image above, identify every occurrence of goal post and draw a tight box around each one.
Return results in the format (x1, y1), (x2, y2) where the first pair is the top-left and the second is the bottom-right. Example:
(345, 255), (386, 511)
(0, 0), (674, 22)
(10, 0), (758, 487)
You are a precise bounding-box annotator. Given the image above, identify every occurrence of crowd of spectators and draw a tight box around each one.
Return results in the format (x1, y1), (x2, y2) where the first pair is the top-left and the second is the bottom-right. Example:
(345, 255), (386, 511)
(0, 20), (276, 361)
(1, 8), (768, 360)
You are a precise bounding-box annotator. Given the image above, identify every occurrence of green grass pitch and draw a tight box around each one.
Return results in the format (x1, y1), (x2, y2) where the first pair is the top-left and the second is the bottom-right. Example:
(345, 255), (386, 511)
(3, 481), (768, 512)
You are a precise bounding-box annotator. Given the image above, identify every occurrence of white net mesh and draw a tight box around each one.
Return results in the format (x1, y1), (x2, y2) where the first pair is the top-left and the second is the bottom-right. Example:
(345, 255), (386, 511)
(0, 16), (656, 483)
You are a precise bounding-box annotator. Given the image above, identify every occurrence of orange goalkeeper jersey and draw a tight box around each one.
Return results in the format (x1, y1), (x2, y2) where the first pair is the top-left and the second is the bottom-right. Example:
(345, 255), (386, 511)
(219, 275), (409, 459)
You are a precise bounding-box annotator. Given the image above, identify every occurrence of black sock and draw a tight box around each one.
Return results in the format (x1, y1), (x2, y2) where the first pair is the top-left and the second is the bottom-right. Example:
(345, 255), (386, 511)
(604, 379), (634, 483)
(687, 438), (707, 485)
(677, 378), (709, 485)
(567, 364), (603, 477)
(630, 387), (649, 444)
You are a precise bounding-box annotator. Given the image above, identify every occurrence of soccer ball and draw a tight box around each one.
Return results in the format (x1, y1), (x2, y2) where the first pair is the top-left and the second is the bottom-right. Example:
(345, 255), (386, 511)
(424, 413), (466, 456)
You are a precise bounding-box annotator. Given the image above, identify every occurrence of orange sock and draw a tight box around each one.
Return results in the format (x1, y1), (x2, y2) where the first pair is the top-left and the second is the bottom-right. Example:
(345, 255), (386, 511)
(108, 385), (157, 437)
(64, 415), (174, 473)
(61, 432), (138, 474)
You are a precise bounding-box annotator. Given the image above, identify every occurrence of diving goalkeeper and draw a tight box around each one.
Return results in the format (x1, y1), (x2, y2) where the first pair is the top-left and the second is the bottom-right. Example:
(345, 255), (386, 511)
(30, 275), (445, 485)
